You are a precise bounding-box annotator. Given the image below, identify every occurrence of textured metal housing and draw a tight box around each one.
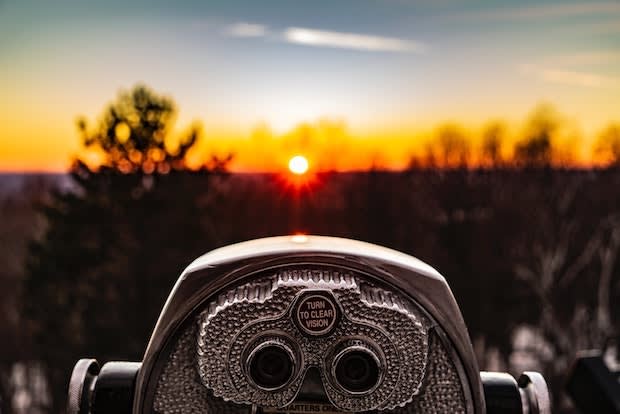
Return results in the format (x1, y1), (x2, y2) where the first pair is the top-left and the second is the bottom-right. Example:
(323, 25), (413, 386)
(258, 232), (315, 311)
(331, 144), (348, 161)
(134, 236), (485, 413)
(194, 268), (432, 411)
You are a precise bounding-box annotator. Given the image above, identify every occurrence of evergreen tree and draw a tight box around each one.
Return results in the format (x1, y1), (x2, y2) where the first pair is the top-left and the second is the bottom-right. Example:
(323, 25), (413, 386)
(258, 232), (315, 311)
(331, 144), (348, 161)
(22, 85), (230, 413)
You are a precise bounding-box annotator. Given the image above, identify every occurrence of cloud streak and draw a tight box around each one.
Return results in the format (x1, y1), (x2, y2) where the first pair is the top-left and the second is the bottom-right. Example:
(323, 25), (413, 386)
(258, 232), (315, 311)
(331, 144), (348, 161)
(283, 27), (425, 53)
(223, 22), (425, 53)
(224, 22), (268, 38)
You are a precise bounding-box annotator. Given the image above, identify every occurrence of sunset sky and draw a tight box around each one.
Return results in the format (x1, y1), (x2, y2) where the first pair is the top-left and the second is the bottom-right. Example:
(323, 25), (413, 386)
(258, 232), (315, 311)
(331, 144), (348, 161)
(1, 0), (619, 172)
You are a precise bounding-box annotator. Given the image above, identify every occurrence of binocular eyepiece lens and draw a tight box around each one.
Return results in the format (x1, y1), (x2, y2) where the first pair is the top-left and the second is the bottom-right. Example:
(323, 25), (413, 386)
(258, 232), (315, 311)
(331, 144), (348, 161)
(248, 341), (295, 390)
(334, 346), (381, 394)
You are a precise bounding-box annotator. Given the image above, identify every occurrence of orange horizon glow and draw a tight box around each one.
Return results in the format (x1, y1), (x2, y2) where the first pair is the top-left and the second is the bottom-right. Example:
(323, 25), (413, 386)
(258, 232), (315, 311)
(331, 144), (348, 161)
(0, 125), (615, 173)
(0, 107), (617, 173)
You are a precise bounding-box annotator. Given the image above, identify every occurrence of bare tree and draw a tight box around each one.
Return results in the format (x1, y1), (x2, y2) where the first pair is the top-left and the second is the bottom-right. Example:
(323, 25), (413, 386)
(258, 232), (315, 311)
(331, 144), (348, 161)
(426, 124), (471, 169)
(512, 175), (620, 411)
(594, 124), (620, 167)
(481, 122), (505, 168)
(513, 105), (558, 168)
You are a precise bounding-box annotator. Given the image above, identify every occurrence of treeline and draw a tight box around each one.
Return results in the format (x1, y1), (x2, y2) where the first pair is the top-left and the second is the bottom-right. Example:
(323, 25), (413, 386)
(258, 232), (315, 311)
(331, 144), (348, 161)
(9, 168), (620, 414)
(410, 108), (620, 169)
(226, 104), (620, 172)
(69, 85), (620, 173)
(1, 85), (618, 413)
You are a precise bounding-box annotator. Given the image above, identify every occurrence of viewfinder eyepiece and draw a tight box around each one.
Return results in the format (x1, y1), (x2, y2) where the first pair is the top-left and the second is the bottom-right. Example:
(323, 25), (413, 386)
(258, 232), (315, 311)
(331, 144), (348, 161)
(247, 339), (297, 391)
(335, 349), (380, 393)
(330, 340), (383, 395)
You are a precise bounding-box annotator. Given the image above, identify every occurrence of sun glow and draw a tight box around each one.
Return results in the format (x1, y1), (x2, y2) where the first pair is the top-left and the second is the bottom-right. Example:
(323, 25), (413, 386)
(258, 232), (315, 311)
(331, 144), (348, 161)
(288, 155), (309, 175)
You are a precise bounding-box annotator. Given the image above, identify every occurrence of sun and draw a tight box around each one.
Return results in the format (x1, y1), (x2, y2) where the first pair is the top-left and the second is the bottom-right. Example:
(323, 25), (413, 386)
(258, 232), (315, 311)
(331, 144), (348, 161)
(288, 155), (309, 175)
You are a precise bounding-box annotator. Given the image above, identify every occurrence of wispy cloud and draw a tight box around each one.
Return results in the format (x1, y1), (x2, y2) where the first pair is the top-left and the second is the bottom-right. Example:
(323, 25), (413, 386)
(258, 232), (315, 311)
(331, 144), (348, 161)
(283, 27), (425, 53)
(221, 21), (425, 53)
(458, 2), (620, 20)
(224, 22), (268, 38)
(519, 64), (619, 88)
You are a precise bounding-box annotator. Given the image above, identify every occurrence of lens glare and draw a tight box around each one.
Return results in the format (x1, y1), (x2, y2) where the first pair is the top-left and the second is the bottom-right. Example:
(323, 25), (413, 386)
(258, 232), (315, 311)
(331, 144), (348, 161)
(249, 343), (294, 390)
(334, 349), (380, 393)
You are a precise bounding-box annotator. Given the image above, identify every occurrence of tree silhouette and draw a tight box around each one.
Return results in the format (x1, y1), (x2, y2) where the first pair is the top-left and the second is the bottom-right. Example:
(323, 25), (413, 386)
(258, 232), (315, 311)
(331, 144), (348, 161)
(77, 85), (198, 174)
(22, 85), (230, 413)
(481, 122), (505, 168)
(0, 176), (52, 414)
(510, 171), (620, 411)
(424, 124), (471, 169)
(514, 105), (557, 168)
(594, 124), (620, 167)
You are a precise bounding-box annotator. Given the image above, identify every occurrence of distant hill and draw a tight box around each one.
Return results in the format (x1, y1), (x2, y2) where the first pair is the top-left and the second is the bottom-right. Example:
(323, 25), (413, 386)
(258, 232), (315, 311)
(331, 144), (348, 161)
(0, 173), (73, 196)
